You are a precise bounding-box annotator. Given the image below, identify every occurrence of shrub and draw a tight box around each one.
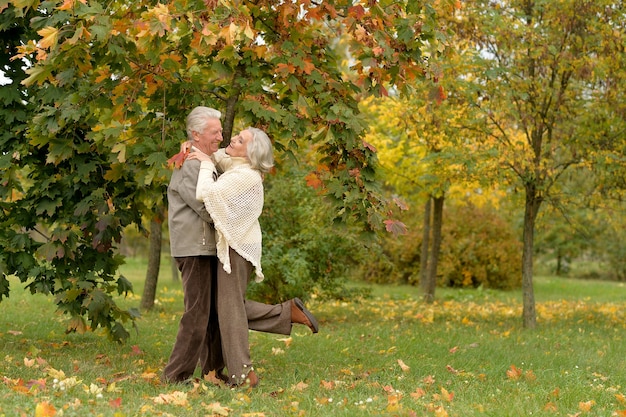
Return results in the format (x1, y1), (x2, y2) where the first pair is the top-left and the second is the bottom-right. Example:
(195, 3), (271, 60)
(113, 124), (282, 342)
(247, 162), (365, 303)
(352, 200), (522, 290)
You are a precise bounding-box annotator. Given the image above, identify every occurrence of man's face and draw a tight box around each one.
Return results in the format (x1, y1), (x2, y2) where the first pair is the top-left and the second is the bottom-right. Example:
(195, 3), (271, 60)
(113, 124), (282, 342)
(193, 118), (223, 155)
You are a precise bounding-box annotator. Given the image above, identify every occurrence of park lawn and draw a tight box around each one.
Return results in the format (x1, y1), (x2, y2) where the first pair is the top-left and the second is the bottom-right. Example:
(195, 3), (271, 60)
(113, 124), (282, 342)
(0, 258), (625, 417)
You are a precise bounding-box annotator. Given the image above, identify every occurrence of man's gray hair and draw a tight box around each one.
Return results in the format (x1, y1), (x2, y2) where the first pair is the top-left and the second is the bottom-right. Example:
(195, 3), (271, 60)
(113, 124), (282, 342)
(246, 127), (274, 174)
(186, 107), (221, 140)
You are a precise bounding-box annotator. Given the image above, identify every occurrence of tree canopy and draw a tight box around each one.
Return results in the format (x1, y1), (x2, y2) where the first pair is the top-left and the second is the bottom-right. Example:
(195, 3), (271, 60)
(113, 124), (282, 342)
(0, 0), (448, 341)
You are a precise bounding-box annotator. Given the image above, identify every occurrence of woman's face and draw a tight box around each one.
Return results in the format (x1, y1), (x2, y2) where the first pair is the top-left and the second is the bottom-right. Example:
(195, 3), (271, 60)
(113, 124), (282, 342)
(226, 129), (253, 159)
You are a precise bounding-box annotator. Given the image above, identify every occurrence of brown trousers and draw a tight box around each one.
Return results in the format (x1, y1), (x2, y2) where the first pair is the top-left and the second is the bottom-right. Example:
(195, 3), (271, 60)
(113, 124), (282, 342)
(163, 256), (223, 382)
(217, 248), (292, 385)
(163, 253), (292, 384)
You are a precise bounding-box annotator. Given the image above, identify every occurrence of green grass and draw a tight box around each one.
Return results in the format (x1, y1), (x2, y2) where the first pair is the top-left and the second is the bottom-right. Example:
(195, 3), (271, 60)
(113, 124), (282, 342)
(1, 258), (626, 416)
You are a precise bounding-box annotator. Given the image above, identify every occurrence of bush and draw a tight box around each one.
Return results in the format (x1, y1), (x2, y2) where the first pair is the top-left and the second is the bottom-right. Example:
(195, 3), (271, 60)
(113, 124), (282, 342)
(352, 200), (522, 290)
(247, 162), (365, 303)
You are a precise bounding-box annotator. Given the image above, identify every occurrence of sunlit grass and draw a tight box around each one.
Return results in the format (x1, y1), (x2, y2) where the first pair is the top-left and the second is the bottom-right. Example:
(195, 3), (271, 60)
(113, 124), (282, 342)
(1, 258), (625, 416)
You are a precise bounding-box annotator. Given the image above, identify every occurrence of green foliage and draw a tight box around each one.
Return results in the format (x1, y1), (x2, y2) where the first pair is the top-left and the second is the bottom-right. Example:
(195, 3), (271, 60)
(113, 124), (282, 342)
(1, 0), (444, 341)
(248, 161), (365, 303)
(353, 201), (522, 290)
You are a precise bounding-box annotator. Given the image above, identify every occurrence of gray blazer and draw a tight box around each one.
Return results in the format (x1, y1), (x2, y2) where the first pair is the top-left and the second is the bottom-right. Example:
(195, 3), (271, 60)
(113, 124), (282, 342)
(167, 158), (217, 257)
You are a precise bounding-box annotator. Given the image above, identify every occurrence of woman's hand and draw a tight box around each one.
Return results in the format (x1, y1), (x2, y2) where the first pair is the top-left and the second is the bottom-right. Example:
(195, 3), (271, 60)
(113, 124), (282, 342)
(186, 148), (211, 162)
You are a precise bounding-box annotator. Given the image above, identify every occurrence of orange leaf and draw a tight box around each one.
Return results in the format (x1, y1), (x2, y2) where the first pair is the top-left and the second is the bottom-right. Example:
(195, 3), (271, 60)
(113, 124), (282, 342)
(506, 364), (522, 380)
(35, 401), (56, 417)
(305, 172), (323, 190)
(167, 150), (189, 169)
(578, 400), (595, 412)
(616, 393), (626, 404)
(445, 364), (459, 374)
(410, 387), (426, 399)
(109, 398), (122, 409)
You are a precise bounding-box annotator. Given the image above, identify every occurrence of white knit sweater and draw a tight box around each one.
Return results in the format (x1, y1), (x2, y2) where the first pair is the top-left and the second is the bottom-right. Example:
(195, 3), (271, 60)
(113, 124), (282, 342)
(196, 150), (265, 282)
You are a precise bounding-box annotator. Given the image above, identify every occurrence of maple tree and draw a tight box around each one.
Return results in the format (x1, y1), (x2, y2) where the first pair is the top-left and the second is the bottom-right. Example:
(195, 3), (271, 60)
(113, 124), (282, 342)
(452, 0), (626, 327)
(0, 0), (446, 340)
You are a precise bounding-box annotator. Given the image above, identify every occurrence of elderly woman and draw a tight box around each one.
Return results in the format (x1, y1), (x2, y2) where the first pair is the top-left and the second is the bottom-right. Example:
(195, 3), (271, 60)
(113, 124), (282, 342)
(187, 127), (318, 388)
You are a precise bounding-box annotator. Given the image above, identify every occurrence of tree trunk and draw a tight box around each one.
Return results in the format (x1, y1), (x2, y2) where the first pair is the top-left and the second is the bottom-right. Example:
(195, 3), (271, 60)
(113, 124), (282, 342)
(521, 184), (542, 328)
(423, 195), (444, 303)
(222, 64), (244, 143)
(141, 215), (162, 311)
(419, 197), (432, 290)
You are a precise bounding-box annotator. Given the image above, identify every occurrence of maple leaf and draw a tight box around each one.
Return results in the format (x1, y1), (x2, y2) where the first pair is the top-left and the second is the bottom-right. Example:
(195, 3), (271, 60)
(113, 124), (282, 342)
(384, 219), (407, 236)
(506, 364), (522, 380)
(152, 391), (188, 406)
(37, 27), (58, 49)
(578, 400), (595, 412)
(203, 401), (231, 416)
(109, 397), (122, 409)
(35, 401), (56, 417)
(305, 172), (324, 190)
(410, 387), (426, 399)
(167, 150), (189, 169)
(293, 381), (308, 391)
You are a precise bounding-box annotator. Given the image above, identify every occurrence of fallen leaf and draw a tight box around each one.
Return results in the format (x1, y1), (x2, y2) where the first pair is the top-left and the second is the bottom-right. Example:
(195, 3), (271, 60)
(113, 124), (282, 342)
(506, 364), (522, 380)
(277, 337), (292, 347)
(320, 380), (335, 390)
(109, 397), (122, 409)
(578, 400), (595, 412)
(293, 381), (309, 391)
(397, 359), (410, 372)
(35, 401), (56, 417)
(410, 387), (426, 399)
(449, 346), (459, 354)
(543, 402), (558, 412)
(440, 387), (454, 402)
(446, 365), (459, 374)
(202, 401), (231, 416)
(152, 391), (188, 406)
(616, 393), (626, 404)
(423, 375), (436, 385)
(8, 330), (23, 336)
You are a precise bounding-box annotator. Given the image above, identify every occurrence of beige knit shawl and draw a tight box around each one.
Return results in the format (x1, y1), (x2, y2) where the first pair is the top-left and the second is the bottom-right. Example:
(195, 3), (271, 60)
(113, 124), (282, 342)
(196, 154), (264, 282)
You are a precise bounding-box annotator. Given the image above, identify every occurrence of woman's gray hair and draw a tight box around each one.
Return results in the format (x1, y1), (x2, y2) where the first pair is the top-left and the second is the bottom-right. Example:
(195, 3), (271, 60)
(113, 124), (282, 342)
(246, 127), (274, 174)
(186, 106), (221, 140)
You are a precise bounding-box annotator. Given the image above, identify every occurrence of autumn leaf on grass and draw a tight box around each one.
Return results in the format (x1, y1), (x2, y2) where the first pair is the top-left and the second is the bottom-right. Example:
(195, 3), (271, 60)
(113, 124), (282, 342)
(616, 393), (626, 404)
(578, 400), (595, 412)
(202, 401), (231, 416)
(543, 402), (558, 412)
(423, 375), (436, 385)
(506, 364), (523, 380)
(277, 337), (292, 347)
(410, 387), (426, 399)
(152, 391), (188, 406)
(109, 398), (122, 409)
(293, 381), (309, 391)
(397, 359), (410, 372)
(320, 380), (335, 390)
(35, 401), (56, 417)
(446, 364), (461, 374)
(386, 393), (402, 412)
